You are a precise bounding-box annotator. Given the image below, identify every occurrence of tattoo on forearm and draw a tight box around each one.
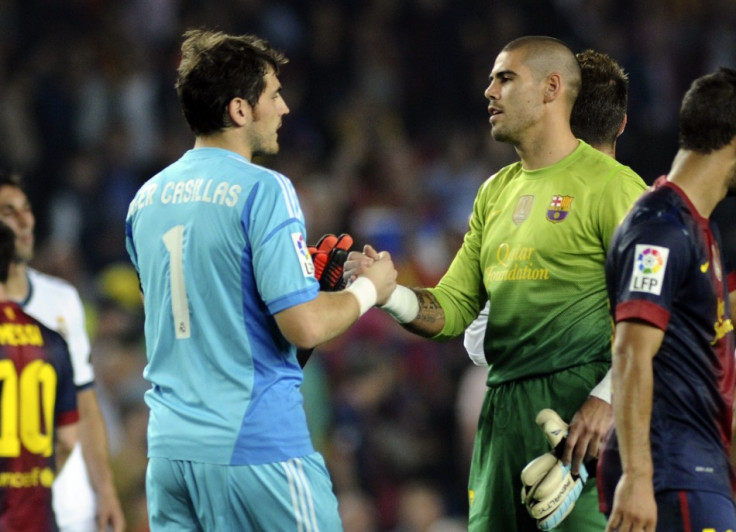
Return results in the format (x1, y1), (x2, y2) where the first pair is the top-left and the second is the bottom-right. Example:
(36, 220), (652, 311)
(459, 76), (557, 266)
(415, 289), (443, 324)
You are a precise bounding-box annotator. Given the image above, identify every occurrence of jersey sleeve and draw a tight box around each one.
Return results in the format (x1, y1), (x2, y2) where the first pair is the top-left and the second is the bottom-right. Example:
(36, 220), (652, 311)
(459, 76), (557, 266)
(64, 287), (94, 388)
(606, 216), (692, 331)
(429, 178), (490, 340)
(247, 172), (319, 315)
(50, 332), (79, 427)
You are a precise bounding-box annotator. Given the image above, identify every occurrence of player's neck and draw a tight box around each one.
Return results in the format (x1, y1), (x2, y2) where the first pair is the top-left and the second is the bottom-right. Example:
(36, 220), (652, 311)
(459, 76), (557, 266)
(667, 146), (735, 218)
(591, 142), (616, 159)
(194, 132), (253, 161)
(516, 127), (579, 171)
(5, 262), (29, 303)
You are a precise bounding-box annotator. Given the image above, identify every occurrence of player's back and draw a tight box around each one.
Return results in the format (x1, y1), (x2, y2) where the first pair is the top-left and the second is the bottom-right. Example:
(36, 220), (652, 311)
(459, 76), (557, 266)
(0, 301), (77, 532)
(125, 147), (317, 466)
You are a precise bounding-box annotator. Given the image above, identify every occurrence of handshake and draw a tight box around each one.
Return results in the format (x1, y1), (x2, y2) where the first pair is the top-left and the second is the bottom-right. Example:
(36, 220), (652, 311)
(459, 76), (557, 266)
(299, 232), (402, 366)
(520, 409), (588, 531)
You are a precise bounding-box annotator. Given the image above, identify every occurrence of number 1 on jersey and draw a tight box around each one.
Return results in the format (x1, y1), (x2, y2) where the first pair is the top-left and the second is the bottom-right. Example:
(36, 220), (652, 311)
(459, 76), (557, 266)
(163, 225), (191, 339)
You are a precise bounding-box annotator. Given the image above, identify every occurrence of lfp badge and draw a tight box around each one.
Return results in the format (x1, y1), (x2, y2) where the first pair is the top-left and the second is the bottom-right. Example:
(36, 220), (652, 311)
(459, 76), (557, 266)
(546, 195), (573, 223)
(292, 232), (315, 277)
(629, 244), (669, 295)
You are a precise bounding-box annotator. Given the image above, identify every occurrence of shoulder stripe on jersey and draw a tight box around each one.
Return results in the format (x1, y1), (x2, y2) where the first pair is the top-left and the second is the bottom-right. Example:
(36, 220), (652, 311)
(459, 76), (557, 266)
(227, 155), (302, 220)
(282, 458), (319, 531)
(270, 171), (301, 220)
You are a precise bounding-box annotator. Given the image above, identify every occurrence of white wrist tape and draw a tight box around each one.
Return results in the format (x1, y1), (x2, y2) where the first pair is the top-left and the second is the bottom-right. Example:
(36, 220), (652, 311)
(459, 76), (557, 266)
(346, 276), (377, 317)
(589, 369), (612, 404)
(380, 285), (419, 323)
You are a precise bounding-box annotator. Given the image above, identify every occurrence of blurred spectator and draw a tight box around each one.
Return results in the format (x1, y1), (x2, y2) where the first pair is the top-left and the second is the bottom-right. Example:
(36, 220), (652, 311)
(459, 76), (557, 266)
(0, 1), (733, 529)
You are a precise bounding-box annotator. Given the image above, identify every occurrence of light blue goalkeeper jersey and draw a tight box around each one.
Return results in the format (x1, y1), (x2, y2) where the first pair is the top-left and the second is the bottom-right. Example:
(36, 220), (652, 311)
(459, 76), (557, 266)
(125, 147), (319, 466)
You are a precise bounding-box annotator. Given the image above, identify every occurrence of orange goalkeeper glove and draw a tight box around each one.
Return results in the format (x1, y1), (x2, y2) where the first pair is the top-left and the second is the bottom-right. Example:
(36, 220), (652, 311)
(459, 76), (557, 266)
(308, 233), (353, 291)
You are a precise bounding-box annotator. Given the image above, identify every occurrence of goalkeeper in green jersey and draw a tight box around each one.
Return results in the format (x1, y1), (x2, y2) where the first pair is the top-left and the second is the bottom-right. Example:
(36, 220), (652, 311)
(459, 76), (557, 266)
(346, 37), (646, 531)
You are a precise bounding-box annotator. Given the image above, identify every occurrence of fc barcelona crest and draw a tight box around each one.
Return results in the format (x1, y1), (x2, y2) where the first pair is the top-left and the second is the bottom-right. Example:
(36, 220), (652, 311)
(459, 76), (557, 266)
(546, 195), (573, 223)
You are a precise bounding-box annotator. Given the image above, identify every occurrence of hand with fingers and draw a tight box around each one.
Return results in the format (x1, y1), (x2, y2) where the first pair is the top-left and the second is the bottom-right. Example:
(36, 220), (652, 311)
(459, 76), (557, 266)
(562, 395), (613, 475)
(343, 244), (381, 286)
(604, 472), (656, 532)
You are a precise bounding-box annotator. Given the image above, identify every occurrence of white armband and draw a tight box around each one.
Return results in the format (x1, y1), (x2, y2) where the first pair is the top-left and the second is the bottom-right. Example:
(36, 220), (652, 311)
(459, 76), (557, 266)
(380, 285), (419, 323)
(346, 277), (378, 317)
(589, 369), (612, 404)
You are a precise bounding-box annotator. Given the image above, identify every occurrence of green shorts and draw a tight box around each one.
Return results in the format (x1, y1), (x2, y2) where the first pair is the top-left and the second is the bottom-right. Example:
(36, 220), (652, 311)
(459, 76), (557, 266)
(468, 363), (608, 532)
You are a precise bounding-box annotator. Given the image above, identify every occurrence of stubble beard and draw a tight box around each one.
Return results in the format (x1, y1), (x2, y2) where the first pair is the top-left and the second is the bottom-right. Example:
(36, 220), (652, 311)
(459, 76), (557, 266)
(726, 160), (736, 197)
(12, 233), (34, 264)
(253, 143), (279, 157)
(250, 130), (280, 158)
(491, 125), (515, 145)
(14, 248), (32, 265)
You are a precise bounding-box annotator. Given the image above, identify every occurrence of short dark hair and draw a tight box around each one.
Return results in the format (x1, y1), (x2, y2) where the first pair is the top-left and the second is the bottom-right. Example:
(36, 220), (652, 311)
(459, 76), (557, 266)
(0, 170), (23, 191)
(679, 67), (736, 153)
(0, 221), (15, 283)
(571, 50), (628, 148)
(175, 29), (288, 136)
(502, 36), (581, 107)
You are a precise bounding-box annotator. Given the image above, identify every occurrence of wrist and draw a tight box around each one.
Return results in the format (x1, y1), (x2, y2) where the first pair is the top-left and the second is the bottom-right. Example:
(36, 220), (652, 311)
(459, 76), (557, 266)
(380, 285), (419, 323)
(346, 277), (378, 317)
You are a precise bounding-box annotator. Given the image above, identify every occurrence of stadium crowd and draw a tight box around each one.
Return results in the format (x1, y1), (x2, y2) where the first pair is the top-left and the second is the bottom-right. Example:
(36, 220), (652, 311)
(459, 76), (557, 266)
(0, 0), (734, 530)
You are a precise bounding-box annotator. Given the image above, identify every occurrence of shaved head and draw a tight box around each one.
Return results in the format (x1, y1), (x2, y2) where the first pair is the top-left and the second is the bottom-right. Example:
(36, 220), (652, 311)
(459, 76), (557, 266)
(502, 36), (581, 108)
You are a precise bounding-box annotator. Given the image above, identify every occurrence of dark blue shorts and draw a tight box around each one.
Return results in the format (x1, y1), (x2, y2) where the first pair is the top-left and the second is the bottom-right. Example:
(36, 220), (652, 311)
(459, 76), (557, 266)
(655, 489), (736, 532)
(598, 445), (736, 532)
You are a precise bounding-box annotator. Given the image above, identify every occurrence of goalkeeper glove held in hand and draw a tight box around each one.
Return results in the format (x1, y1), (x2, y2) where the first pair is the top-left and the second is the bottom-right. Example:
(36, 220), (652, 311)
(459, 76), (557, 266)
(520, 409), (588, 531)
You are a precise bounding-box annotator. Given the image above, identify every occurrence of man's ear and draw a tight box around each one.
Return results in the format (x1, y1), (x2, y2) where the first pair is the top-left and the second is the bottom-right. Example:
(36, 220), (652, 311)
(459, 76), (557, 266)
(543, 73), (563, 103)
(616, 114), (628, 138)
(227, 97), (252, 127)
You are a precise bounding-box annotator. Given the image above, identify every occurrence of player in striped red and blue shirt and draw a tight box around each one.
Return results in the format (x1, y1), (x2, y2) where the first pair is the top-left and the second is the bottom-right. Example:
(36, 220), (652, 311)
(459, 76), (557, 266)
(599, 67), (736, 532)
(0, 220), (78, 532)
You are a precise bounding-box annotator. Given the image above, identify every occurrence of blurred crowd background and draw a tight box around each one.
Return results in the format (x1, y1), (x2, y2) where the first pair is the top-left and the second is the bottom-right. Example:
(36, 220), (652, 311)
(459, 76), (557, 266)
(1, 1), (735, 531)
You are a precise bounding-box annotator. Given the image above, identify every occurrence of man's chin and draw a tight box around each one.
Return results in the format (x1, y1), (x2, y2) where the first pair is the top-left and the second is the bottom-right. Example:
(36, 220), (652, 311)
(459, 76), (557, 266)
(252, 145), (279, 158)
(491, 129), (512, 143)
(13, 252), (32, 264)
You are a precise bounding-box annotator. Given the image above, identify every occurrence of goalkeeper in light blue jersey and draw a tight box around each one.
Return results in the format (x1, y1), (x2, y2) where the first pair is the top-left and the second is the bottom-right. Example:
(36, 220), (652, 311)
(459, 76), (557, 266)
(125, 29), (397, 532)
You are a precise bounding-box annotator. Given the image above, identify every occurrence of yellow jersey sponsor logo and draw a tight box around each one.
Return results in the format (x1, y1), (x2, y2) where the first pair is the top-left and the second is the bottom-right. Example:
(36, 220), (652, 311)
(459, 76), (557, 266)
(713, 300), (734, 344)
(700, 261), (709, 273)
(0, 324), (44, 346)
(0, 467), (55, 488)
(486, 244), (551, 284)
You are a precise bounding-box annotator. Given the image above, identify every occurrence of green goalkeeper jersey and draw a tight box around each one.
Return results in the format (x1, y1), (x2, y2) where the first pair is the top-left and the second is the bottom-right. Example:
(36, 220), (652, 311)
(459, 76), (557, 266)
(430, 141), (646, 385)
